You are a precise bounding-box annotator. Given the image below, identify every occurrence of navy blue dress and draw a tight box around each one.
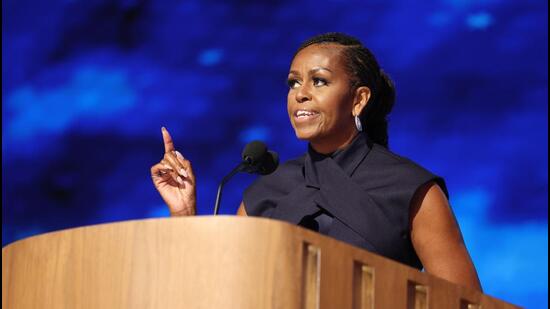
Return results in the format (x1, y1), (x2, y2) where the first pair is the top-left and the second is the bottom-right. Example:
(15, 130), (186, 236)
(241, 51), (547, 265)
(243, 132), (448, 269)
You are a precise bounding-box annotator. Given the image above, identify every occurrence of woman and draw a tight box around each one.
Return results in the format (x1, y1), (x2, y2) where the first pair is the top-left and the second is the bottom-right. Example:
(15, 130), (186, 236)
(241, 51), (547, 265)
(151, 33), (482, 291)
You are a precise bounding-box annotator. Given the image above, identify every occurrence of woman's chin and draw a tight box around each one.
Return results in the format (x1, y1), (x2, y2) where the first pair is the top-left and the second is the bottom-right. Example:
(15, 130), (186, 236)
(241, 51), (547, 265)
(294, 128), (320, 142)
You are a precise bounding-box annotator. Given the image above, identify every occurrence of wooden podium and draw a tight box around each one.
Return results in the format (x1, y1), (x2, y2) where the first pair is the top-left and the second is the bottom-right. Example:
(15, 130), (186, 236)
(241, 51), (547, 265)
(2, 216), (520, 308)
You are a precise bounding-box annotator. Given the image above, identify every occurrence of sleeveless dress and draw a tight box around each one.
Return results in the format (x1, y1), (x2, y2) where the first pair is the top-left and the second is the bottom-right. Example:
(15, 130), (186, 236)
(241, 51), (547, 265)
(243, 132), (448, 269)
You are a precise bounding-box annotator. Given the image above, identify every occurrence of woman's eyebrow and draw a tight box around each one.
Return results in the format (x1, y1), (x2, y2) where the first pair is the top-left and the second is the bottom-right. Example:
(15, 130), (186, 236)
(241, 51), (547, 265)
(309, 67), (333, 74)
(288, 67), (333, 75)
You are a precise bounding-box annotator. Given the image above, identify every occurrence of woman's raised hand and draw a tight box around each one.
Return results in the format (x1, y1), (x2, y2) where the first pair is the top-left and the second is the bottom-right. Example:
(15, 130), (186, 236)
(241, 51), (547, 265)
(150, 127), (196, 216)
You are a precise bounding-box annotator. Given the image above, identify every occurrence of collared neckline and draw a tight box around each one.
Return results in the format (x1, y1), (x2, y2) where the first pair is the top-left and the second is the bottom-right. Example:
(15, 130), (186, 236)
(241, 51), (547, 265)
(305, 132), (372, 188)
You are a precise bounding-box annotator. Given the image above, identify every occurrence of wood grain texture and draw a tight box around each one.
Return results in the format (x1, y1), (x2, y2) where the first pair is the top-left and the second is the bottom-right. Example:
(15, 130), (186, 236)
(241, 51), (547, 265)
(2, 216), (521, 309)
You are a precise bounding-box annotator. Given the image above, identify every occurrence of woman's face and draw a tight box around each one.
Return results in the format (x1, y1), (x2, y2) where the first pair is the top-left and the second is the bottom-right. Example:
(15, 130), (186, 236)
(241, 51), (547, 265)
(287, 44), (358, 150)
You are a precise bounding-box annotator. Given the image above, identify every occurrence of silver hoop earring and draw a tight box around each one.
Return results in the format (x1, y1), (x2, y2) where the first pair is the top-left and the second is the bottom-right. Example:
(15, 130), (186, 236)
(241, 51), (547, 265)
(355, 116), (363, 132)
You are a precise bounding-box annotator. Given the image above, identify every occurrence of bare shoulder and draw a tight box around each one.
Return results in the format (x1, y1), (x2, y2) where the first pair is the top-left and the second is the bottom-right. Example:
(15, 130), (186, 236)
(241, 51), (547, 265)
(410, 182), (482, 291)
(236, 201), (248, 216)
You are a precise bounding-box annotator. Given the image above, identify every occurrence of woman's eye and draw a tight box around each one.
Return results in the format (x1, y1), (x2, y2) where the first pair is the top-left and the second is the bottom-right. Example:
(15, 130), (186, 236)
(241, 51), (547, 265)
(287, 79), (300, 89)
(313, 78), (328, 87)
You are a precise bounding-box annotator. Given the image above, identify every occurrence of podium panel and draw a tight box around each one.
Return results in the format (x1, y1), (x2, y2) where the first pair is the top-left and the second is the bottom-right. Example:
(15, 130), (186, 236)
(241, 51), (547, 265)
(2, 216), (520, 308)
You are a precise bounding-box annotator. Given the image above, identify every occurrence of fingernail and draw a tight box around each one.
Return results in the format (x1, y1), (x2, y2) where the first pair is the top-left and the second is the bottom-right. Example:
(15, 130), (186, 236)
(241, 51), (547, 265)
(177, 176), (184, 185)
(175, 151), (184, 160)
(161, 126), (166, 132)
(179, 168), (189, 178)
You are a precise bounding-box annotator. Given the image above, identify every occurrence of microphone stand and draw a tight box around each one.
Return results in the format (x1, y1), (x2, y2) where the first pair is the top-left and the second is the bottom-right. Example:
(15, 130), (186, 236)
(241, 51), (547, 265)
(212, 147), (277, 215)
(213, 161), (247, 215)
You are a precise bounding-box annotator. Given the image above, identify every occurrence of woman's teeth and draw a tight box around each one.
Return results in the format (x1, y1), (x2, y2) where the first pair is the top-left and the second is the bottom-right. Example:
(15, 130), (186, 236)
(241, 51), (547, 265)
(296, 110), (318, 118)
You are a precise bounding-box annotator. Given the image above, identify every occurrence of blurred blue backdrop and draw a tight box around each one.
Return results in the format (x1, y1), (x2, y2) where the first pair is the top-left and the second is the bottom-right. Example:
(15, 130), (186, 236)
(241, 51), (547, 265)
(2, 0), (547, 307)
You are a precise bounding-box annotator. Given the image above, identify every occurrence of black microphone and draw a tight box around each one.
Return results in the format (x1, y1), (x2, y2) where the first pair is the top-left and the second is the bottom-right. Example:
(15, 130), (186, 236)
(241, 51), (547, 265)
(240, 141), (279, 175)
(213, 141), (279, 215)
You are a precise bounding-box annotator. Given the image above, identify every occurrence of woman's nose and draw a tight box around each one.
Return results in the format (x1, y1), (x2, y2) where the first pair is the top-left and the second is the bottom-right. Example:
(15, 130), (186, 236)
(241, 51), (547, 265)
(296, 84), (312, 103)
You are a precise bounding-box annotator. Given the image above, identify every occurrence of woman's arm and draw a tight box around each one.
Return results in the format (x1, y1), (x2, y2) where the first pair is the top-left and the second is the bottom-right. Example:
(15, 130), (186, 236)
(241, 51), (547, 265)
(236, 201), (248, 216)
(410, 182), (482, 291)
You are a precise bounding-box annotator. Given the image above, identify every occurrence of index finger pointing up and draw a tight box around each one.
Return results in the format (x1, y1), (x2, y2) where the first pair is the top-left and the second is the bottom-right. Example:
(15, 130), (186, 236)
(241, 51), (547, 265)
(161, 127), (175, 153)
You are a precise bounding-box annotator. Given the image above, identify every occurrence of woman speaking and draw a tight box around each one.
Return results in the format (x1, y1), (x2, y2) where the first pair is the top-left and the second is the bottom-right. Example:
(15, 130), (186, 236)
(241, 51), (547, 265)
(150, 32), (482, 291)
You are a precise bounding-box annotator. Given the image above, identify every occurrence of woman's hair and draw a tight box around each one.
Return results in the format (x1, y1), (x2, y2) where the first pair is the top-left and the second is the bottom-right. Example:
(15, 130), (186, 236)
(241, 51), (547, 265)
(295, 32), (395, 148)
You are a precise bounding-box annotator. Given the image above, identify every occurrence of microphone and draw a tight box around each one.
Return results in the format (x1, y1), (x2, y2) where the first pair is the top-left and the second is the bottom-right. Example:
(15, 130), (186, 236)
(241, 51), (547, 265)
(213, 141), (279, 215)
(240, 141), (279, 175)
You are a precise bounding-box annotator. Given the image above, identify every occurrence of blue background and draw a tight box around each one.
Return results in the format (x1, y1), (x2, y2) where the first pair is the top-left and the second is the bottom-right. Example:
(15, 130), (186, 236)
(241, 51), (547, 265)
(2, 0), (547, 307)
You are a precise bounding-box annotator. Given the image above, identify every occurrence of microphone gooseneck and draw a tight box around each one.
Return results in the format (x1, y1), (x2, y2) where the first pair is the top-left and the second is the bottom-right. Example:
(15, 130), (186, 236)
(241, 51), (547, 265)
(213, 141), (279, 215)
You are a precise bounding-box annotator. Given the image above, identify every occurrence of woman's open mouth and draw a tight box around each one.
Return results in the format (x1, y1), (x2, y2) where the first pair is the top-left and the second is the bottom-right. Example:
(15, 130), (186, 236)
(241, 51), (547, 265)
(294, 109), (320, 123)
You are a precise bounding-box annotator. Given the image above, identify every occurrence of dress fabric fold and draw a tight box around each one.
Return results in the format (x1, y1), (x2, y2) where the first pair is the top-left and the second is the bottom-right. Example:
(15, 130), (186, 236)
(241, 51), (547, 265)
(243, 132), (448, 269)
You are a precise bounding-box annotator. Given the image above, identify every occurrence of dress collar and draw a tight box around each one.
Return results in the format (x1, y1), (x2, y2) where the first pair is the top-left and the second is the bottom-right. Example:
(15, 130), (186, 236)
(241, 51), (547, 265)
(305, 132), (372, 188)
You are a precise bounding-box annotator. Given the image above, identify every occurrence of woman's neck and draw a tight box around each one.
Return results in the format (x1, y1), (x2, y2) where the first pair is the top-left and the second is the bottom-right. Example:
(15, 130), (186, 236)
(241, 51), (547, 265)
(310, 130), (360, 155)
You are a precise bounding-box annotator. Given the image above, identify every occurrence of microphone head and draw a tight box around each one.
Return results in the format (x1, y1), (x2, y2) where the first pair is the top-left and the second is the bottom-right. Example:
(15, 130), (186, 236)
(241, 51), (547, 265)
(241, 141), (267, 165)
(240, 141), (279, 175)
(258, 150), (279, 175)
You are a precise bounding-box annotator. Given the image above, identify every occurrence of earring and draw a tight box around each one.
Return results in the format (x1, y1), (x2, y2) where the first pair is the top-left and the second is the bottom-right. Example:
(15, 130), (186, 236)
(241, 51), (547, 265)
(355, 115), (363, 132)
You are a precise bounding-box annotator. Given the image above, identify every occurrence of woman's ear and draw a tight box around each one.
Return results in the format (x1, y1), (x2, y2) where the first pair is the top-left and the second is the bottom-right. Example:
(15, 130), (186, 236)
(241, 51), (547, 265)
(353, 86), (371, 116)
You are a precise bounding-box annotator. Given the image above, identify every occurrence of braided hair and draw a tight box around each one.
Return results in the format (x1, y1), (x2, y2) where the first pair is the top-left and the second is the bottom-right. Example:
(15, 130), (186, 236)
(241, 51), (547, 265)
(294, 32), (396, 148)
